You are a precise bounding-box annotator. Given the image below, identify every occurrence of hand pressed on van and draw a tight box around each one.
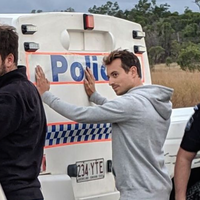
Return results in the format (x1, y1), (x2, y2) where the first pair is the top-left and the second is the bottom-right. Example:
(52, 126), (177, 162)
(84, 67), (96, 97)
(35, 65), (50, 95)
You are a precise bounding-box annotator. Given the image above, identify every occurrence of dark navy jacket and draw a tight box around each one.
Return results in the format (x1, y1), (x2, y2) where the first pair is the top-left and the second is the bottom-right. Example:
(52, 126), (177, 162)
(0, 66), (46, 200)
(181, 104), (200, 152)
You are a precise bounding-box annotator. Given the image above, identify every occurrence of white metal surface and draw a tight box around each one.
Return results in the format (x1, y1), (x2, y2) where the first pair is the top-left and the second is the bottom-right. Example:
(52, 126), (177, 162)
(78, 191), (120, 200)
(164, 107), (194, 177)
(39, 175), (75, 200)
(0, 184), (7, 200)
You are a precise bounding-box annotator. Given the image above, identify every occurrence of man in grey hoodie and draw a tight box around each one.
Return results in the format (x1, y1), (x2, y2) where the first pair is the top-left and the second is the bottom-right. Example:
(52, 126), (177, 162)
(36, 49), (173, 200)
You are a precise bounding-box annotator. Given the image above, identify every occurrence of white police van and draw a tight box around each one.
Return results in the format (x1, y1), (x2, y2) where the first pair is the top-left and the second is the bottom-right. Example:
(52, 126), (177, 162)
(0, 12), (199, 200)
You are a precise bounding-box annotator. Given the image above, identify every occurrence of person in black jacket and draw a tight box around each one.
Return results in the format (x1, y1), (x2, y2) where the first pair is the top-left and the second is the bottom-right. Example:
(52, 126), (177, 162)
(0, 25), (47, 200)
(174, 104), (200, 200)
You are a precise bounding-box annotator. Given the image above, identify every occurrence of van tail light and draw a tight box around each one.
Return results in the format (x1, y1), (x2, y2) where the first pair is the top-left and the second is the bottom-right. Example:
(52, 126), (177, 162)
(83, 14), (94, 30)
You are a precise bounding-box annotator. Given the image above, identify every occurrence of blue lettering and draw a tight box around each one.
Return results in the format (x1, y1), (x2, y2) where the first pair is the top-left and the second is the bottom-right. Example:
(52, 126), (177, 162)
(70, 62), (84, 81)
(85, 56), (91, 68)
(101, 65), (108, 80)
(92, 56), (98, 81)
(50, 55), (107, 82)
(51, 55), (68, 81)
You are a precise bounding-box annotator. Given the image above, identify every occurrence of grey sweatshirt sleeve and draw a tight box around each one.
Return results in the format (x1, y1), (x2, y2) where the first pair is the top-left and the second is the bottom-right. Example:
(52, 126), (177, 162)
(41, 91), (129, 124)
(90, 91), (108, 105)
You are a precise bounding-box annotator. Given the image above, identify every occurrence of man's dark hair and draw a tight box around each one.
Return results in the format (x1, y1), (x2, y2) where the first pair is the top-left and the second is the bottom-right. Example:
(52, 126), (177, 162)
(0, 25), (18, 64)
(103, 49), (142, 78)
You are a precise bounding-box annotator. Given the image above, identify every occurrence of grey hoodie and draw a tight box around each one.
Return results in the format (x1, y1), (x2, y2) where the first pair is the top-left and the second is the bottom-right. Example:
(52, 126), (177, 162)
(42, 84), (173, 200)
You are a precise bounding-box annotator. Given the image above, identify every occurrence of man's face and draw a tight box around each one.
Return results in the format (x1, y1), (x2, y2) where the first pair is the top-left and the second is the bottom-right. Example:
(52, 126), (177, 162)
(0, 56), (6, 76)
(106, 58), (136, 95)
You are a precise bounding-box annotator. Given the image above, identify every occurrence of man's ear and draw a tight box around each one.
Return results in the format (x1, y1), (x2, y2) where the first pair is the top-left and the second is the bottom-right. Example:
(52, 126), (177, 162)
(4, 54), (17, 73)
(4, 54), (15, 67)
(130, 66), (137, 77)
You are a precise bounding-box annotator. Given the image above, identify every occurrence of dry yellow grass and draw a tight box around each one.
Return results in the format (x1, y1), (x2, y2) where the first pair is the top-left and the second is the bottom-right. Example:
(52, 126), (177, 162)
(151, 64), (200, 108)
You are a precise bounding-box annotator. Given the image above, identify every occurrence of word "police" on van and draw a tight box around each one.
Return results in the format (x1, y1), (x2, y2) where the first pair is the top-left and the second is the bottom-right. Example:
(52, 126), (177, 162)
(28, 54), (108, 83)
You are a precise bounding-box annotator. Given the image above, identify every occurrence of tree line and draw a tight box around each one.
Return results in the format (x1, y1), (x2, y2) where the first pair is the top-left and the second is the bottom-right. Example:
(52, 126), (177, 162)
(31, 0), (200, 71)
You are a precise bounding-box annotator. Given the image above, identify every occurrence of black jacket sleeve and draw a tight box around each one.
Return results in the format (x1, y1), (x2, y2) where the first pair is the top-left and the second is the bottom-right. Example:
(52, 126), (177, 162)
(0, 94), (22, 140)
(181, 104), (200, 152)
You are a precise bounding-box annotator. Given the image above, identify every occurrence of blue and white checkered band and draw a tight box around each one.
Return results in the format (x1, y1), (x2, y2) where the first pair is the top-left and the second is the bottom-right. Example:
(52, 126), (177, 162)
(45, 123), (112, 147)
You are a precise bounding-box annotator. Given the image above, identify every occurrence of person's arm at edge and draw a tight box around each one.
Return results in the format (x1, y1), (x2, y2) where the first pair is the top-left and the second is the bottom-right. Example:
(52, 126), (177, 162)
(89, 91), (108, 105)
(174, 147), (196, 200)
(41, 90), (129, 124)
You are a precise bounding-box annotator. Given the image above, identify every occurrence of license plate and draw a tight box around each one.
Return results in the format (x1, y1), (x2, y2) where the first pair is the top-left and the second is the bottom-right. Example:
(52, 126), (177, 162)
(76, 158), (104, 183)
